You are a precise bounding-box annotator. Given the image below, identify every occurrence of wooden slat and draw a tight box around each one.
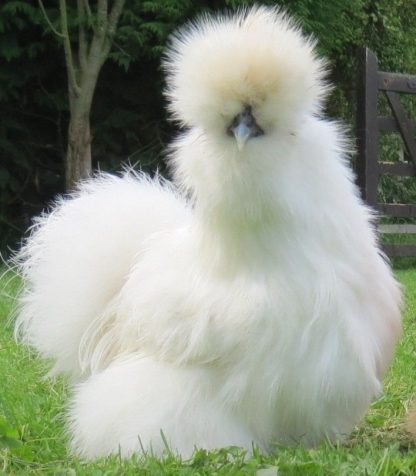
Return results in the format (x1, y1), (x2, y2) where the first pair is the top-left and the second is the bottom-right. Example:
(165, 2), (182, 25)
(378, 116), (416, 134)
(378, 71), (416, 94)
(356, 49), (379, 206)
(382, 244), (416, 257)
(378, 224), (416, 234)
(378, 203), (416, 217)
(377, 117), (399, 133)
(385, 91), (416, 165)
(377, 116), (416, 134)
(379, 161), (416, 176)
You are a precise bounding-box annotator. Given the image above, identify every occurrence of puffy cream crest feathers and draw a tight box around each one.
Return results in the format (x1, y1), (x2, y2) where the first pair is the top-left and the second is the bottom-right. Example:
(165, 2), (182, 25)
(163, 6), (328, 131)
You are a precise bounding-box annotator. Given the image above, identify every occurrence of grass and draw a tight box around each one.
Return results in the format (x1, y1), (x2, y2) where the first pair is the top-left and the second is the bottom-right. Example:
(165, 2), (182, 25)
(1, 265), (416, 475)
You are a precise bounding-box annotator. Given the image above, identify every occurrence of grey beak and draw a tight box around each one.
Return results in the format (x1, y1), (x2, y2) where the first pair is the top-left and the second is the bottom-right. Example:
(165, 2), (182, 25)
(227, 105), (264, 150)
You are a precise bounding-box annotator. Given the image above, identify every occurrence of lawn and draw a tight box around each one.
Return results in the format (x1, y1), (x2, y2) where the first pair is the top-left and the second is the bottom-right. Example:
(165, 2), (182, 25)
(1, 264), (416, 475)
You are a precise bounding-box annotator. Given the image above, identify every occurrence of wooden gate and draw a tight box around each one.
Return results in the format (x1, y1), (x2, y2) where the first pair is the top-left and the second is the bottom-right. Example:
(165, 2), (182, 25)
(356, 48), (416, 256)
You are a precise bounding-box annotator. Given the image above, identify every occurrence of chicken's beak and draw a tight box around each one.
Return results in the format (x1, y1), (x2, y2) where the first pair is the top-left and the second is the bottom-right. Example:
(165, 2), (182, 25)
(227, 105), (264, 151)
(233, 122), (253, 151)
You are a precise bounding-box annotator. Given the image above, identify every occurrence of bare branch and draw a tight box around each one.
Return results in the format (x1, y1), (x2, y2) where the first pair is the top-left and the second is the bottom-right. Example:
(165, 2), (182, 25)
(83, 0), (92, 19)
(100, 0), (126, 58)
(75, 0), (125, 118)
(85, 0), (109, 67)
(77, 0), (88, 71)
(59, 0), (81, 96)
(38, 0), (65, 38)
(108, 0), (125, 37)
(96, 0), (108, 37)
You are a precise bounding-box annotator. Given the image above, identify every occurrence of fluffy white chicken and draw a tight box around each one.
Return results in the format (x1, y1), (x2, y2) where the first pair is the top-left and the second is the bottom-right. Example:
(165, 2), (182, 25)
(15, 6), (401, 459)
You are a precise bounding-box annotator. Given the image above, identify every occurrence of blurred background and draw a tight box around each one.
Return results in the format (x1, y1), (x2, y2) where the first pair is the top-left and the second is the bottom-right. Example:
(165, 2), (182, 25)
(1, 0), (416, 255)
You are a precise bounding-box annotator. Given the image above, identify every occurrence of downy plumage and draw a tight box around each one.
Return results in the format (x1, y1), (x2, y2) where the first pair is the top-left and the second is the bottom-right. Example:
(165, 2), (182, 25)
(15, 5), (401, 458)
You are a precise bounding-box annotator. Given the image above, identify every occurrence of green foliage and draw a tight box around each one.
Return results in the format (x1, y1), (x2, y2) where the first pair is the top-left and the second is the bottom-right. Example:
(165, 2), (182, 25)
(111, 1), (196, 69)
(2, 0), (416, 251)
(0, 1), (65, 251)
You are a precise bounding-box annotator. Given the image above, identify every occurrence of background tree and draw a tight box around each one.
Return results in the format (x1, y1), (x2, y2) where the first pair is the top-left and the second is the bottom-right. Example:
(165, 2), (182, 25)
(39, 0), (125, 189)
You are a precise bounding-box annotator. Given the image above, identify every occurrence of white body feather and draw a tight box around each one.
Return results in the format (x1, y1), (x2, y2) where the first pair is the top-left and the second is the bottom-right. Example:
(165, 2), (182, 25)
(15, 6), (401, 458)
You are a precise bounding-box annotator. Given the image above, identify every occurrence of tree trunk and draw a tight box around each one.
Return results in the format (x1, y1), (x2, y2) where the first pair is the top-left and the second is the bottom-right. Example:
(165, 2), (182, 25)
(39, 0), (126, 190)
(65, 114), (92, 190)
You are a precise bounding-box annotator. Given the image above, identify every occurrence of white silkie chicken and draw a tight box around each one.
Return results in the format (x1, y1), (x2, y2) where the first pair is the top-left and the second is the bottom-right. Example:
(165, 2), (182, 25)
(15, 6), (402, 459)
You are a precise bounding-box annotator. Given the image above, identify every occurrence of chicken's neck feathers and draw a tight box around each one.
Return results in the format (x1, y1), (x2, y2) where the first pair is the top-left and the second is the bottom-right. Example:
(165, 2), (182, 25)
(169, 118), (366, 274)
(170, 128), (305, 272)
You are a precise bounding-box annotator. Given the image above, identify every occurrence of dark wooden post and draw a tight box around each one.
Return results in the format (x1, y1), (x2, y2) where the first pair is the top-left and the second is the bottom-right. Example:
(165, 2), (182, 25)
(356, 48), (379, 206)
(356, 48), (416, 256)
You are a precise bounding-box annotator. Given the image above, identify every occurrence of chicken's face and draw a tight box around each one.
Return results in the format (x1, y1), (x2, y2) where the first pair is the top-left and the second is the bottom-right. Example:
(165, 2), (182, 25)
(164, 6), (328, 153)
